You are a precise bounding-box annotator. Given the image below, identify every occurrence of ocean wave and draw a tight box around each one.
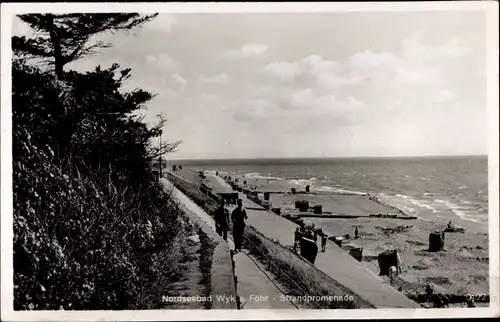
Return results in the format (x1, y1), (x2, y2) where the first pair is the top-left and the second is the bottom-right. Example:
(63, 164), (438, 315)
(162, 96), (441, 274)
(314, 185), (368, 196)
(433, 199), (486, 223)
(396, 194), (438, 213)
(201, 170), (218, 175)
(288, 178), (316, 186)
(404, 197), (439, 213)
(243, 172), (284, 180)
(370, 194), (415, 215)
(382, 195), (486, 219)
(391, 194), (439, 213)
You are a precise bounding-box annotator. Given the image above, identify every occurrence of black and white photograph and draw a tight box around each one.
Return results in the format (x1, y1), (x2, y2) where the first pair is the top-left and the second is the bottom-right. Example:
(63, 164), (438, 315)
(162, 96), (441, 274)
(1, 1), (499, 321)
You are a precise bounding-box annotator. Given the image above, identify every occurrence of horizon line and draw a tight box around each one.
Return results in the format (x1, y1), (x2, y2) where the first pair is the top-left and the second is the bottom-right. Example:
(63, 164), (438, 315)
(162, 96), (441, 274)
(166, 153), (488, 162)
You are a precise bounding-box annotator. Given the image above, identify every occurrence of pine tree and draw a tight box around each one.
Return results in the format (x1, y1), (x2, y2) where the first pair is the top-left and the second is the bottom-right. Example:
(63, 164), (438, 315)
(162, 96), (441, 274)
(12, 13), (158, 78)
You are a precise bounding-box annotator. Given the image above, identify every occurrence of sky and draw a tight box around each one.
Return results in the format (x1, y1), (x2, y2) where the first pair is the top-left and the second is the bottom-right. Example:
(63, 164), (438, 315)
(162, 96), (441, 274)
(12, 11), (489, 160)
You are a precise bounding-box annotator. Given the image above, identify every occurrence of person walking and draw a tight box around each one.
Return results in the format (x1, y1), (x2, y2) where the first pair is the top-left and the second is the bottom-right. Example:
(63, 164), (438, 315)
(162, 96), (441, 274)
(425, 284), (434, 304)
(294, 228), (301, 252)
(321, 234), (327, 252)
(231, 199), (248, 252)
(396, 250), (403, 274)
(354, 227), (359, 239)
(389, 265), (397, 286)
(214, 199), (229, 241)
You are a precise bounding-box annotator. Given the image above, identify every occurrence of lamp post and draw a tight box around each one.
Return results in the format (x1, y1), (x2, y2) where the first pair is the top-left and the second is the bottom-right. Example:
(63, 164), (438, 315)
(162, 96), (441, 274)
(159, 133), (163, 178)
(157, 113), (163, 179)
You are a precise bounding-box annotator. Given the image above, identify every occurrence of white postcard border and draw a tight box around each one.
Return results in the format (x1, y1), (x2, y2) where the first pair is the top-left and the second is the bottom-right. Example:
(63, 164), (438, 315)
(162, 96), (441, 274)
(1, 1), (499, 321)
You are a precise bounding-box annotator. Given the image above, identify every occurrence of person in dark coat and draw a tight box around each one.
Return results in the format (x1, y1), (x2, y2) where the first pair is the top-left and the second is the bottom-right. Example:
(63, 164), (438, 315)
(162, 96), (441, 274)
(294, 228), (301, 252)
(354, 227), (359, 239)
(231, 199), (248, 252)
(425, 284), (434, 303)
(321, 234), (327, 252)
(214, 199), (229, 241)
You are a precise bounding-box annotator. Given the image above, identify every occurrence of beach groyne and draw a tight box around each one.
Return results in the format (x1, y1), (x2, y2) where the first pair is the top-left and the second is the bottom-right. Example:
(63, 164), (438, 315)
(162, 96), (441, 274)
(368, 194), (411, 217)
(285, 213), (418, 220)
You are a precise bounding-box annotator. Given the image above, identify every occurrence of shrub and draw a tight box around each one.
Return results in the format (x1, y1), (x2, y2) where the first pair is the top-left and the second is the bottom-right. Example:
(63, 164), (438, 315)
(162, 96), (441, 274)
(166, 174), (218, 215)
(13, 127), (190, 310)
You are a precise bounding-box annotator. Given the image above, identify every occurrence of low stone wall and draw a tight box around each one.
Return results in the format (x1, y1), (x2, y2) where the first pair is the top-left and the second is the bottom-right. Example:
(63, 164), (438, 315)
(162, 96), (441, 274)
(180, 205), (238, 309)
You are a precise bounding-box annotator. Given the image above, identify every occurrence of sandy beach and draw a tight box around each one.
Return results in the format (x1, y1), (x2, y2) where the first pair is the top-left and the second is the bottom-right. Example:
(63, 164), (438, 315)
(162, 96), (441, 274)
(218, 172), (490, 299)
(305, 217), (489, 296)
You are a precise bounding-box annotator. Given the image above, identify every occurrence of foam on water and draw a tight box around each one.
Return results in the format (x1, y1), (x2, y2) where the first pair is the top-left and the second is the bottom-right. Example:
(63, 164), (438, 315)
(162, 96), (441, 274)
(433, 199), (486, 223)
(238, 172), (284, 180)
(314, 185), (368, 196)
(373, 193), (488, 225)
(287, 178), (316, 186)
(409, 199), (439, 213)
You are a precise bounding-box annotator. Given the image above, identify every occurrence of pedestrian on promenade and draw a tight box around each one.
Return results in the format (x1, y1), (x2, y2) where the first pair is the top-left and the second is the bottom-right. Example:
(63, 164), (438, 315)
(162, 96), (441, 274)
(294, 228), (301, 252)
(294, 227), (301, 239)
(214, 199), (229, 241)
(396, 250), (402, 274)
(355, 227), (359, 239)
(231, 199), (248, 252)
(389, 265), (397, 285)
(321, 234), (327, 252)
(425, 284), (434, 303)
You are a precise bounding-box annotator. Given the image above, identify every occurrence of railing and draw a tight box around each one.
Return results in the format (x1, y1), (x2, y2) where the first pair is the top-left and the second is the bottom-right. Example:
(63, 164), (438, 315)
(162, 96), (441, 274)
(228, 252), (241, 309)
(225, 227), (322, 309)
(240, 234), (325, 309)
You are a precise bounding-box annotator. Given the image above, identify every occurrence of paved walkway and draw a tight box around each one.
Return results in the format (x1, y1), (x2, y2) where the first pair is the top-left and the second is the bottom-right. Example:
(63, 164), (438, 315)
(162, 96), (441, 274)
(162, 179), (297, 309)
(205, 175), (419, 309)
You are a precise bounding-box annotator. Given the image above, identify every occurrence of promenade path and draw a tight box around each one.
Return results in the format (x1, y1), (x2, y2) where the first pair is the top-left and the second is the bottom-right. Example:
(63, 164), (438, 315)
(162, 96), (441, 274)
(161, 179), (298, 310)
(205, 175), (420, 309)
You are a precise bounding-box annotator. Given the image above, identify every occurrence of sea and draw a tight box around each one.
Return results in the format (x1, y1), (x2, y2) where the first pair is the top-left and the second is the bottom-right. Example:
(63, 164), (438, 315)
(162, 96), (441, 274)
(174, 156), (489, 234)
